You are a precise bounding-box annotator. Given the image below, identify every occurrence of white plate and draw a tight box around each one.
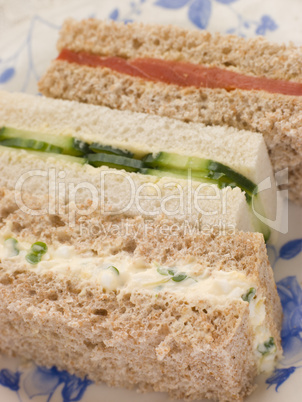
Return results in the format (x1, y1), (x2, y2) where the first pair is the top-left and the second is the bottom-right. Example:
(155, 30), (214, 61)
(0, 1), (302, 401)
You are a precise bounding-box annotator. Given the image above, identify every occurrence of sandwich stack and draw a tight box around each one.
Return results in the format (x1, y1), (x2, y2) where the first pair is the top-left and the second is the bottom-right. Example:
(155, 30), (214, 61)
(0, 18), (287, 402)
(39, 19), (302, 205)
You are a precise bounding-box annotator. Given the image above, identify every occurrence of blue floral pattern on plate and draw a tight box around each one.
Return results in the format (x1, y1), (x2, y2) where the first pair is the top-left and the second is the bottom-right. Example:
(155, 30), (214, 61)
(0, 366), (92, 402)
(266, 367), (299, 392)
(265, 239), (302, 391)
(0, 369), (21, 392)
(0, 68), (16, 84)
(0, 15), (60, 92)
(153, 0), (278, 33)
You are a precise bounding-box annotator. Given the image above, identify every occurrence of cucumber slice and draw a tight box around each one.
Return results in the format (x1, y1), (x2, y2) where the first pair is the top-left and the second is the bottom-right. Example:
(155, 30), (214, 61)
(140, 168), (248, 191)
(73, 138), (90, 155)
(207, 161), (257, 196)
(0, 127), (135, 158)
(87, 153), (144, 172)
(212, 174), (251, 201)
(0, 137), (63, 154)
(143, 152), (210, 171)
(89, 143), (134, 158)
(0, 145), (87, 165)
(0, 127), (83, 156)
(144, 152), (257, 196)
(141, 168), (252, 200)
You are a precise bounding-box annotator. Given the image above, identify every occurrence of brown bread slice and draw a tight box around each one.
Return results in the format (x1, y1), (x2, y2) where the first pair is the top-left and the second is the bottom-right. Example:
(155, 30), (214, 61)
(0, 188), (282, 401)
(38, 19), (302, 205)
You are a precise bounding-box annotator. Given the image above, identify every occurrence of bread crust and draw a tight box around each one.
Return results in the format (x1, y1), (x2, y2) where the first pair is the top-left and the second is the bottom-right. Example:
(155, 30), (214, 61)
(0, 268), (256, 401)
(39, 61), (302, 204)
(57, 19), (302, 82)
(0, 188), (283, 400)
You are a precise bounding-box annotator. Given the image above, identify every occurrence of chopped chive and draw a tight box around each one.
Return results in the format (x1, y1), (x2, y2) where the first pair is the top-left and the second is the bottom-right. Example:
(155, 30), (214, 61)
(257, 337), (276, 356)
(107, 265), (119, 275)
(26, 253), (41, 264)
(241, 287), (256, 303)
(26, 241), (48, 265)
(157, 266), (189, 283)
(172, 273), (187, 282)
(31, 242), (48, 254)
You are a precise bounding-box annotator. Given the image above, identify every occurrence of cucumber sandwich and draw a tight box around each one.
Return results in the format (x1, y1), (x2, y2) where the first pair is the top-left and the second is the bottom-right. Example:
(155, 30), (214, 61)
(0, 91), (277, 240)
(0, 187), (282, 401)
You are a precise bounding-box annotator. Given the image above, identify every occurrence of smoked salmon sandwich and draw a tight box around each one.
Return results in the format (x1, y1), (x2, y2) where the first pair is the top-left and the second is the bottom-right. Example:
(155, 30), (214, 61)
(39, 19), (302, 205)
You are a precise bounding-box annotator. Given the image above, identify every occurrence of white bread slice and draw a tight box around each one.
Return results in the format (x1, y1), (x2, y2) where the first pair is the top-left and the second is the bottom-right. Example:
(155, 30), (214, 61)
(0, 145), (254, 233)
(0, 91), (274, 184)
(0, 91), (276, 238)
(38, 19), (302, 205)
(0, 188), (282, 401)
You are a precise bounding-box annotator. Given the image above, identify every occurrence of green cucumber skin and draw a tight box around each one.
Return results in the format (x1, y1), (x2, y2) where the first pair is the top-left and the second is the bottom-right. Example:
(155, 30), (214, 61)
(0, 127), (135, 158)
(87, 153), (144, 172)
(72, 139), (91, 156)
(140, 168), (251, 199)
(144, 152), (257, 196)
(208, 161), (257, 195)
(0, 138), (63, 154)
(89, 143), (134, 158)
(0, 145), (87, 165)
(0, 127), (77, 154)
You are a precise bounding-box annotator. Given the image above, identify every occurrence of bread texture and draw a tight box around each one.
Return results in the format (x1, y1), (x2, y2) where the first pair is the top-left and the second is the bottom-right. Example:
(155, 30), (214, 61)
(0, 145), (255, 233)
(0, 188), (282, 401)
(0, 90), (278, 237)
(0, 90), (274, 184)
(38, 19), (302, 204)
(56, 19), (302, 82)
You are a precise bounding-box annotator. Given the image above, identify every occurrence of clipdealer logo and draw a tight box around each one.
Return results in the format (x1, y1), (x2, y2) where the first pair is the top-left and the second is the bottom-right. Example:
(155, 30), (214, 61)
(78, 217), (237, 239)
(251, 168), (288, 234)
(13, 166), (288, 234)
(14, 168), (229, 225)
